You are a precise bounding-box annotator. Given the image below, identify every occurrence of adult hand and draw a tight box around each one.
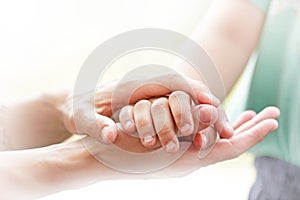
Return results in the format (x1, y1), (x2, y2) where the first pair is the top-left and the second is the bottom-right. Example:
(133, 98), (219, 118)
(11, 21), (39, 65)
(155, 106), (280, 178)
(82, 106), (279, 177)
(59, 73), (220, 144)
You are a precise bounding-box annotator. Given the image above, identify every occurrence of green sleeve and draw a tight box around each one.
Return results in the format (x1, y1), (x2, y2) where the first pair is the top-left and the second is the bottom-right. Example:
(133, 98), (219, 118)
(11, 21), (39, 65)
(249, 0), (272, 12)
(246, 7), (300, 166)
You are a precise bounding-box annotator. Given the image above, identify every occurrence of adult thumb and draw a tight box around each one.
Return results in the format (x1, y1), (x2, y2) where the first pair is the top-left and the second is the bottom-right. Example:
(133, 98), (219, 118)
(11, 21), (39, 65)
(74, 111), (118, 143)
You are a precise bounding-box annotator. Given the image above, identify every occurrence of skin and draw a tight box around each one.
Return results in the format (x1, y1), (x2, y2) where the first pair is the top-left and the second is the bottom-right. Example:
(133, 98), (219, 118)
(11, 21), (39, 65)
(0, 74), (280, 199)
(124, 0), (268, 150)
(0, 106), (279, 199)
(1, 74), (217, 151)
(3, 90), (73, 150)
(172, 0), (266, 98)
(0, 74), (229, 199)
(0, 1), (276, 199)
(60, 74), (221, 148)
(119, 91), (233, 153)
(5, 0), (262, 151)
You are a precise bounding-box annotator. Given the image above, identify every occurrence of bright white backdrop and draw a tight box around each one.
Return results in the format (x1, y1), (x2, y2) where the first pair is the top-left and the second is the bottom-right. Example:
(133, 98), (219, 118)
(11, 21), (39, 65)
(0, 1), (256, 199)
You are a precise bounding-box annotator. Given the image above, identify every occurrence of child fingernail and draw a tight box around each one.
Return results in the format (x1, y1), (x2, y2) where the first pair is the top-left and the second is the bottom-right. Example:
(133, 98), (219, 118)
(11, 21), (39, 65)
(125, 121), (135, 132)
(165, 139), (179, 153)
(101, 126), (111, 143)
(181, 123), (192, 135)
(143, 134), (154, 143)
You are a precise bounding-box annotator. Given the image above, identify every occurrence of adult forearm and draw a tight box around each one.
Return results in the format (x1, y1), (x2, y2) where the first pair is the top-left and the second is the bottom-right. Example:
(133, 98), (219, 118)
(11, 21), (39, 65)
(0, 140), (124, 199)
(2, 89), (72, 150)
(198, 0), (266, 95)
(173, 0), (267, 98)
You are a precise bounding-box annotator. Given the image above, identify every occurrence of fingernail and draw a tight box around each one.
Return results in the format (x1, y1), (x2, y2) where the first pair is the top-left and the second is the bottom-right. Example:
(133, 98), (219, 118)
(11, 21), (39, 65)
(201, 134), (208, 149)
(198, 135), (211, 159)
(269, 120), (278, 132)
(211, 95), (221, 106)
(198, 135), (210, 159)
(225, 121), (234, 136)
(125, 121), (135, 132)
(198, 128), (218, 159)
(165, 139), (179, 153)
(143, 134), (154, 143)
(181, 124), (192, 135)
(101, 126), (111, 143)
(125, 121), (133, 129)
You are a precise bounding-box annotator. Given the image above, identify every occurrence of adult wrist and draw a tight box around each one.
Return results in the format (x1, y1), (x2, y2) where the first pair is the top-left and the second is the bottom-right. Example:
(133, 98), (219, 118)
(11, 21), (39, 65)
(37, 141), (123, 192)
(0, 141), (121, 199)
(41, 89), (73, 133)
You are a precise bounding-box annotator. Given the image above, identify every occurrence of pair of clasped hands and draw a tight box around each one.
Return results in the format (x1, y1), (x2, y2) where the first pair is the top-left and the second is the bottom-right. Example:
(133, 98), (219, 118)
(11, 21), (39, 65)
(66, 72), (279, 174)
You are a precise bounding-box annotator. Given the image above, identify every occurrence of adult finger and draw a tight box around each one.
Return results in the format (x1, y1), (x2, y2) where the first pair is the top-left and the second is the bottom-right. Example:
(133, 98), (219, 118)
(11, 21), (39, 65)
(235, 106), (280, 134)
(212, 119), (278, 162)
(214, 107), (234, 139)
(71, 108), (118, 143)
(232, 110), (256, 130)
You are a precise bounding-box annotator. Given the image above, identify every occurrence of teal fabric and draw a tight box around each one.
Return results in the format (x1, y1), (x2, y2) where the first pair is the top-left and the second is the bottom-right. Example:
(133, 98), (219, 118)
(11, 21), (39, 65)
(246, 7), (300, 166)
(249, 0), (272, 12)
